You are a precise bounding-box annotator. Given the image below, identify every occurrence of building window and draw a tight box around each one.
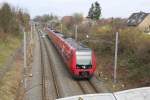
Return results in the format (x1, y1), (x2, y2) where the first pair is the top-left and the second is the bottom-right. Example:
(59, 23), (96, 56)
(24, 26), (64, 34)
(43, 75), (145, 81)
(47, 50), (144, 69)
(144, 27), (149, 33)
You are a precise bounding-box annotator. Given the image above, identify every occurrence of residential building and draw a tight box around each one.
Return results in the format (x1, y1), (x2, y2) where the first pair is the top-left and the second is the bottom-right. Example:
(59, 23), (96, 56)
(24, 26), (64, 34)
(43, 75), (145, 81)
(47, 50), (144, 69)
(127, 11), (150, 34)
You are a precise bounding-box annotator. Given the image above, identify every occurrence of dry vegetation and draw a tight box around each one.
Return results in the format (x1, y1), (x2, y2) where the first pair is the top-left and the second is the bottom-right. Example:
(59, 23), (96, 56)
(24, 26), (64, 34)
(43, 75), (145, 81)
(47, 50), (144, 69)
(87, 26), (150, 91)
(0, 52), (23, 100)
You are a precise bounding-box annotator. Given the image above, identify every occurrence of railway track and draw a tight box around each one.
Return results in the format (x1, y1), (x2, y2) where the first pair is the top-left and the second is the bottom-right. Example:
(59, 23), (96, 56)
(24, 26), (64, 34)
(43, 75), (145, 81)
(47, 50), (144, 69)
(77, 80), (97, 94)
(35, 29), (108, 100)
(75, 76), (106, 94)
(38, 31), (60, 100)
(43, 35), (84, 97)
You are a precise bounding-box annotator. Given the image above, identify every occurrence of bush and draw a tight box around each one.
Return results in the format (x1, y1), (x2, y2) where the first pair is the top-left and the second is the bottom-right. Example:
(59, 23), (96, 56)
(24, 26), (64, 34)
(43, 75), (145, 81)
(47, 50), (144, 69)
(87, 26), (150, 87)
(0, 3), (30, 39)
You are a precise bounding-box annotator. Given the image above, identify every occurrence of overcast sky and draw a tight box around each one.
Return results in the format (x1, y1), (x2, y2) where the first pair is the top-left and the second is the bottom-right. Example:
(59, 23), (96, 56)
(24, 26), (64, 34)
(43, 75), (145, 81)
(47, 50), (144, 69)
(0, 0), (150, 18)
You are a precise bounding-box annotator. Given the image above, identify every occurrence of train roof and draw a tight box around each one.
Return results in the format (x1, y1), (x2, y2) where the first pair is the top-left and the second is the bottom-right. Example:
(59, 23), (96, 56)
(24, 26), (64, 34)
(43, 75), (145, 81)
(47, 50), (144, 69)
(65, 38), (91, 51)
(52, 30), (64, 38)
(50, 29), (91, 51)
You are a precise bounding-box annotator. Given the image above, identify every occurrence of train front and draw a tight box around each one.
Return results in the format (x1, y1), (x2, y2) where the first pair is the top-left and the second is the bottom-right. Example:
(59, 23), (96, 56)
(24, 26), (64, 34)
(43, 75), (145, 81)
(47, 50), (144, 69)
(73, 49), (96, 79)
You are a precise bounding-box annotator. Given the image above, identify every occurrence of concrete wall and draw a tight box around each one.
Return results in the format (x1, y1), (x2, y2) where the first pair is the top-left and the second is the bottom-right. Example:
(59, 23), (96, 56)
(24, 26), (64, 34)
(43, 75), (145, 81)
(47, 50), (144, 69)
(57, 87), (150, 100)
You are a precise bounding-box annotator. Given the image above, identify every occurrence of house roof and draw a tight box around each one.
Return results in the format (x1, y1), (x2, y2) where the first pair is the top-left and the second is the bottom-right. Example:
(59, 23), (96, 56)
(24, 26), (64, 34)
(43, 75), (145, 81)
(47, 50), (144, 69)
(61, 16), (73, 23)
(127, 11), (149, 26)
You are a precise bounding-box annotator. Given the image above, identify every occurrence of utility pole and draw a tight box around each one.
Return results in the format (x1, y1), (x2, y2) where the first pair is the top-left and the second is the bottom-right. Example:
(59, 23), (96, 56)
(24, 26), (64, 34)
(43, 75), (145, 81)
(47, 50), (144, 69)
(24, 29), (27, 69)
(51, 23), (53, 29)
(75, 25), (78, 41)
(60, 23), (63, 33)
(114, 32), (119, 83)
(31, 23), (33, 44)
(23, 28), (27, 88)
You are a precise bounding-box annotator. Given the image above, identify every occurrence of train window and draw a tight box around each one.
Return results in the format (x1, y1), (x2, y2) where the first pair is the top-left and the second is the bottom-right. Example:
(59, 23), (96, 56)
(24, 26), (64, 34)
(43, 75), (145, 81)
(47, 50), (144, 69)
(76, 51), (92, 65)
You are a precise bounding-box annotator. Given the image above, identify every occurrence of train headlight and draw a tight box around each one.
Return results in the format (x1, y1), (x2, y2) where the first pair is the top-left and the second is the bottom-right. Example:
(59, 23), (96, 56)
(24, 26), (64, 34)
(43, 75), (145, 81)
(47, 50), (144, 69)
(82, 66), (86, 69)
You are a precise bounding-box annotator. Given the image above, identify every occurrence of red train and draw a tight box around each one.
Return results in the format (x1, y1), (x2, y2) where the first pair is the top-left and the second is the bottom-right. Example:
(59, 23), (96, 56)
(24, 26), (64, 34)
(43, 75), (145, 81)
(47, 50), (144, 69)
(46, 29), (96, 79)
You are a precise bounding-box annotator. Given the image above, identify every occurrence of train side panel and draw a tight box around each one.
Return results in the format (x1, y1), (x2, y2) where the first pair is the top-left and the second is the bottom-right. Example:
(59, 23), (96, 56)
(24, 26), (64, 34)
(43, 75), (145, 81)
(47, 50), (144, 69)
(47, 29), (75, 73)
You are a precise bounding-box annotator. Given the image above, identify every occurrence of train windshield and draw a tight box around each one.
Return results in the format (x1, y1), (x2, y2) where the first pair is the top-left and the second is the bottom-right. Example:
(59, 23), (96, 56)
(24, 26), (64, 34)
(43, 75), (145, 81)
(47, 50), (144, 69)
(76, 51), (92, 65)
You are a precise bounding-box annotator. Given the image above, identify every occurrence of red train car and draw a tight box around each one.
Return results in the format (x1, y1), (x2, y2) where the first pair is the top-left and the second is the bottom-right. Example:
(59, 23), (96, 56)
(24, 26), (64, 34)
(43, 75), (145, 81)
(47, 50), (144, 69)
(46, 29), (96, 79)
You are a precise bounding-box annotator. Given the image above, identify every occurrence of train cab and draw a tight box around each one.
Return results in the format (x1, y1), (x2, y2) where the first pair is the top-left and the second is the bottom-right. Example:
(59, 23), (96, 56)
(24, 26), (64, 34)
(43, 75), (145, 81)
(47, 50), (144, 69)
(65, 38), (96, 79)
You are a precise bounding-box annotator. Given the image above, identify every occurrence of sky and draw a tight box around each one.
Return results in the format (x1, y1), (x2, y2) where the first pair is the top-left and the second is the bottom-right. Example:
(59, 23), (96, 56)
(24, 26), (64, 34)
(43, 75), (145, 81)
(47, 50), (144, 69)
(0, 0), (150, 18)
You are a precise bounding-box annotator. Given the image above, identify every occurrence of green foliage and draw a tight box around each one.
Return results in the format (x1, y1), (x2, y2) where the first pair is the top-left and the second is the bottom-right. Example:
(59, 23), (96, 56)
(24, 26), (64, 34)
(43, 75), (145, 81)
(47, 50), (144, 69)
(88, 1), (102, 20)
(88, 4), (94, 19)
(0, 3), (14, 33)
(93, 1), (101, 20)
(16, 9), (30, 31)
(0, 3), (30, 40)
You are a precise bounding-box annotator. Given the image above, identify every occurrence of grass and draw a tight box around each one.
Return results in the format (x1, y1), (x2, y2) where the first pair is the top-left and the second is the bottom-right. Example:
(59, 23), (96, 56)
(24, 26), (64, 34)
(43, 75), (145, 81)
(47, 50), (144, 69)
(0, 35), (21, 68)
(0, 34), (22, 100)
(0, 54), (23, 100)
